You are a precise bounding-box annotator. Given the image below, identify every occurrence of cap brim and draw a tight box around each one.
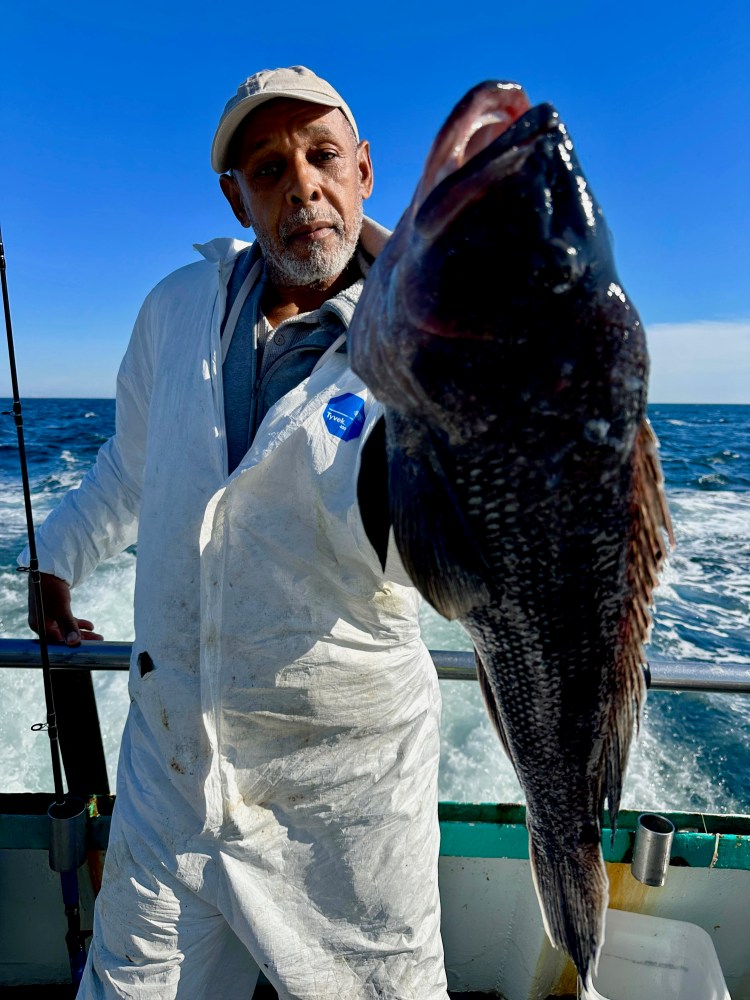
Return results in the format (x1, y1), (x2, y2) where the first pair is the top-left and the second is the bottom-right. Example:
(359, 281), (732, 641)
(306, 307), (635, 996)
(211, 91), (347, 173)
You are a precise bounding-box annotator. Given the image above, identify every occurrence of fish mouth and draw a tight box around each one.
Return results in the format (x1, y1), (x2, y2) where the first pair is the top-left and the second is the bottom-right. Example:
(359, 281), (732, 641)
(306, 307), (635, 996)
(414, 81), (561, 236)
(417, 81), (531, 201)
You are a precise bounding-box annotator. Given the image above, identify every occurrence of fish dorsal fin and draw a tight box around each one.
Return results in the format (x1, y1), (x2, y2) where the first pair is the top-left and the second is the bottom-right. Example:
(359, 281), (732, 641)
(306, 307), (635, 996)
(627, 418), (674, 667)
(627, 418), (674, 679)
(605, 417), (674, 827)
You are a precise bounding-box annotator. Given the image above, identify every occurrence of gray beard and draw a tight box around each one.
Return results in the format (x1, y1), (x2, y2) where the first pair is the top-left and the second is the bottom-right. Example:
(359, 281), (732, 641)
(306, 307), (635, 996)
(253, 203), (363, 288)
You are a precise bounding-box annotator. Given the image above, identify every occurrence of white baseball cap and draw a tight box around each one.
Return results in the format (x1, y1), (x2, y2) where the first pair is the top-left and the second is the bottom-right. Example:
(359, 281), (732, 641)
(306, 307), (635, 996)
(211, 65), (359, 173)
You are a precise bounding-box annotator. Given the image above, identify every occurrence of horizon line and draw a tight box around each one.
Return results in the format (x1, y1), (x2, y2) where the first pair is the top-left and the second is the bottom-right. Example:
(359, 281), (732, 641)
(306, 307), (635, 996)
(2, 395), (749, 406)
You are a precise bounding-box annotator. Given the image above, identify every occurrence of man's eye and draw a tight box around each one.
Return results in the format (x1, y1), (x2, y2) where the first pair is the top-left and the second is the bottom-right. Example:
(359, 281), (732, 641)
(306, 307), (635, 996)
(315, 151), (337, 163)
(255, 162), (283, 178)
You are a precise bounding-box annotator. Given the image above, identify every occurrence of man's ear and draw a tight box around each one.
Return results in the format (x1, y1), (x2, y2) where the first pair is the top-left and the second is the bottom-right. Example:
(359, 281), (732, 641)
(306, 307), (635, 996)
(356, 140), (374, 201)
(220, 173), (252, 228)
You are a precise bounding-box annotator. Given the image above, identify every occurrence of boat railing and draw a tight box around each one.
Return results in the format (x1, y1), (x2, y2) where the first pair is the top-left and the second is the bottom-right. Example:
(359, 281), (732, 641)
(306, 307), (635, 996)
(1, 638), (749, 693)
(2, 637), (749, 796)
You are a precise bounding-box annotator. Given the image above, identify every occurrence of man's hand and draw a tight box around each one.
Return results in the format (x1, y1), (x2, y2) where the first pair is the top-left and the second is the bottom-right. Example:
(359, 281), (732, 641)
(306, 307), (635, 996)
(28, 573), (104, 646)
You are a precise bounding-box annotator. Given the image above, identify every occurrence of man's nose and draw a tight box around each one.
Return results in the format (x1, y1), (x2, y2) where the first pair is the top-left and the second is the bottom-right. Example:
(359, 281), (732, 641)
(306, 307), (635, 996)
(287, 157), (320, 205)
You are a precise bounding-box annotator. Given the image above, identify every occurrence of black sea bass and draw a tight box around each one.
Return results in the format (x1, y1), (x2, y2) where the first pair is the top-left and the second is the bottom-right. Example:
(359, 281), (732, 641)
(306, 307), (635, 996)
(350, 82), (673, 990)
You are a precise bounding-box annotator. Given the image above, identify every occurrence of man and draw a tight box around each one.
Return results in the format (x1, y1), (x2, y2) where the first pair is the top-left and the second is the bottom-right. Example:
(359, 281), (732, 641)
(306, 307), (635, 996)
(25, 67), (449, 999)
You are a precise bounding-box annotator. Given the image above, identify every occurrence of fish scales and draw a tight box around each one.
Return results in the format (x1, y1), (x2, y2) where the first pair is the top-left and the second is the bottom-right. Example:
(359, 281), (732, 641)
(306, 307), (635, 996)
(350, 81), (672, 991)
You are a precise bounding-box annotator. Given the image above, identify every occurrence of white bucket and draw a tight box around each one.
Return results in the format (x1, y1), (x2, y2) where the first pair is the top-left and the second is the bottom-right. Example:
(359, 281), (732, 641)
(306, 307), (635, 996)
(585, 908), (731, 1000)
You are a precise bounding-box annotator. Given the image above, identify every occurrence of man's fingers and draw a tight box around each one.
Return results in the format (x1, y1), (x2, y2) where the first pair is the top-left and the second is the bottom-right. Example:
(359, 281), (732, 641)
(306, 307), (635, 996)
(48, 609), (83, 646)
(39, 619), (78, 645)
(28, 574), (101, 645)
(57, 621), (82, 646)
(42, 621), (64, 642)
(75, 618), (103, 642)
(40, 621), (102, 644)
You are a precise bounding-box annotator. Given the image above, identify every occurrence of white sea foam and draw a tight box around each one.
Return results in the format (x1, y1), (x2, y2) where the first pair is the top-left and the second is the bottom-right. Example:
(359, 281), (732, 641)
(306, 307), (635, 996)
(0, 551), (135, 793)
(667, 490), (750, 542)
(42, 469), (85, 493)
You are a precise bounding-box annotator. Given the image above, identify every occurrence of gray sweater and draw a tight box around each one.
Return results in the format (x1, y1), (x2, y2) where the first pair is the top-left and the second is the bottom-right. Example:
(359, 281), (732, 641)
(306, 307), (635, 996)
(221, 245), (365, 474)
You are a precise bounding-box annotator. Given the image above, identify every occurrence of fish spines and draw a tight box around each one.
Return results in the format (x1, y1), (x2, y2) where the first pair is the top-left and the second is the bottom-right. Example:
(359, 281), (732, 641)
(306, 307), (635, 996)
(598, 419), (672, 829)
(601, 653), (645, 833)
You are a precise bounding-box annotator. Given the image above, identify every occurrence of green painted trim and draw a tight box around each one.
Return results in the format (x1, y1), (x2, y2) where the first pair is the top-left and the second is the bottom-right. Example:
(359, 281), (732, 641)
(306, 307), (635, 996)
(438, 818), (750, 870)
(0, 813), (110, 851)
(437, 803), (750, 869)
(437, 801), (750, 835)
(0, 814), (50, 851)
(3, 796), (750, 871)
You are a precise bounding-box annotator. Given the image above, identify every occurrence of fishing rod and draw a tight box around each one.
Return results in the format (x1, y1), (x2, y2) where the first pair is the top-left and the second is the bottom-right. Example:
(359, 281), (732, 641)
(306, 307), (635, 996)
(0, 224), (88, 986)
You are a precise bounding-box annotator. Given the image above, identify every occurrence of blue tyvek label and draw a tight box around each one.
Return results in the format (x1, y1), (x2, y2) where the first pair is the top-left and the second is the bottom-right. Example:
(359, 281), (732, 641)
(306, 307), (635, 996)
(323, 393), (366, 441)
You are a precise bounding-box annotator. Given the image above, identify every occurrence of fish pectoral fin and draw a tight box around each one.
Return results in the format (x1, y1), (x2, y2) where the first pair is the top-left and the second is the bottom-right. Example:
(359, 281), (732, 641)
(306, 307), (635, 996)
(357, 416), (391, 571)
(388, 421), (492, 620)
(475, 651), (516, 766)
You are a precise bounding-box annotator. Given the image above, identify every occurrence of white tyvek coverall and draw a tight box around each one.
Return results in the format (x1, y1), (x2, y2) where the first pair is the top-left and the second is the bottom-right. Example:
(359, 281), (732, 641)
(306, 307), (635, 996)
(24, 233), (448, 1000)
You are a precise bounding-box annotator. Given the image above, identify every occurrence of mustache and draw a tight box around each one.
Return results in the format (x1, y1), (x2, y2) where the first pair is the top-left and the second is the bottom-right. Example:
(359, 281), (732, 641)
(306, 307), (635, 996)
(279, 207), (344, 244)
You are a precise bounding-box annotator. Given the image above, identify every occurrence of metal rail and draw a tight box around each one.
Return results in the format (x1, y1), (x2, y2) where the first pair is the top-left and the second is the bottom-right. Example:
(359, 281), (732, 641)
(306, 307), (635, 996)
(1, 638), (749, 694)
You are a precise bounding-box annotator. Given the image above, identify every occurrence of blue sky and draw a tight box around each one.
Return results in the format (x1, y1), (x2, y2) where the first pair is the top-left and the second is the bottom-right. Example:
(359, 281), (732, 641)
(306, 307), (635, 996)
(1, 0), (747, 401)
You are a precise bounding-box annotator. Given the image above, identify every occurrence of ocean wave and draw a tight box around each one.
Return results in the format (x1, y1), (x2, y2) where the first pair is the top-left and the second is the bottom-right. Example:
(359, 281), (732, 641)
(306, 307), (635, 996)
(435, 671), (748, 813)
(697, 472), (730, 488)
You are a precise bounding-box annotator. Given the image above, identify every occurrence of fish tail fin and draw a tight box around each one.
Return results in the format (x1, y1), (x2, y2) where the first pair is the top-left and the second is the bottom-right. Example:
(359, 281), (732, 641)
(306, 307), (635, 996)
(581, 979), (608, 1000)
(528, 828), (608, 986)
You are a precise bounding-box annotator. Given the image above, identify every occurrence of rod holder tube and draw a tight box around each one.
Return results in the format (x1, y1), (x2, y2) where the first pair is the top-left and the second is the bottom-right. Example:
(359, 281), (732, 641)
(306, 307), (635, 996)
(48, 796), (87, 873)
(631, 812), (675, 886)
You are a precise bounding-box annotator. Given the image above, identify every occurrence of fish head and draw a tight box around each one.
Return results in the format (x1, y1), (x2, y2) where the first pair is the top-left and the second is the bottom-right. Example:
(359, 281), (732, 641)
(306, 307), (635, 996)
(408, 83), (618, 334)
(350, 81), (644, 438)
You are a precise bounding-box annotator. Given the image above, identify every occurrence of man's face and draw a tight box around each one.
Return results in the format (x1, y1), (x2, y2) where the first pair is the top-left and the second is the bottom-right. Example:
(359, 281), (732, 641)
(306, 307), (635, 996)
(220, 99), (373, 288)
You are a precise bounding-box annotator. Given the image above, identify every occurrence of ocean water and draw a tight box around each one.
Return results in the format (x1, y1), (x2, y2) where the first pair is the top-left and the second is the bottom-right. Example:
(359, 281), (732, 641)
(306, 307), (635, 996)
(1, 400), (749, 814)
